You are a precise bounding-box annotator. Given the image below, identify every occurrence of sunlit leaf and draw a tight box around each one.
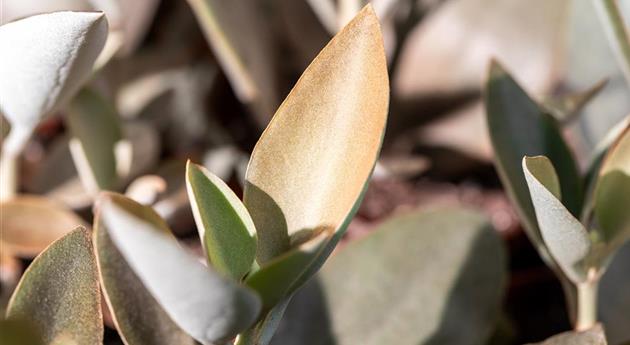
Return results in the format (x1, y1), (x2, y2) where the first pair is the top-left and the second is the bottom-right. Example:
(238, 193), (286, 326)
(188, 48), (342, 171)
(594, 124), (630, 250)
(6, 227), (103, 345)
(523, 156), (591, 283)
(0, 195), (86, 257)
(484, 61), (583, 266)
(0, 11), (108, 134)
(66, 88), (123, 194)
(97, 193), (261, 345)
(186, 161), (257, 280)
(187, 0), (278, 126)
(94, 206), (195, 345)
(526, 324), (607, 344)
(244, 5), (389, 263)
(272, 209), (506, 345)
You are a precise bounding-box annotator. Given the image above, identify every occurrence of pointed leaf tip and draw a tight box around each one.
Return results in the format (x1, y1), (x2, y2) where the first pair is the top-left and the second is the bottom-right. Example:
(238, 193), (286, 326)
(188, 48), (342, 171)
(186, 161), (257, 280)
(244, 2), (389, 263)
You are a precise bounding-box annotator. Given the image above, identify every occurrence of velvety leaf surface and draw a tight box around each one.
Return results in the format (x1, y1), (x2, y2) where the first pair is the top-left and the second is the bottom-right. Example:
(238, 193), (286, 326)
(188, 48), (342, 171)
(523, 156), (591, 283)
(0, 11), (107, 131)
(485, 61), (582, 265)
(67, 88), (123, 193)
(0, 195), (86, 257)
(6, 228), (103, 345)
(526, 324), (607, 345)
(272, 209), (506, 345)
(94, 207), (195, 345)
(595, 124), (630, 249)
(97, 193), (261, 345)
(186, 161), (257, 279)
(244, 5), (389, 263)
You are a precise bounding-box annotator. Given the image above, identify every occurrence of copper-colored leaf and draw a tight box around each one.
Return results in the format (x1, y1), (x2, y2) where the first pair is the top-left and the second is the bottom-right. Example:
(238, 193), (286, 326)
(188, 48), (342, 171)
(0, 195), (86, 257)
(244, 5), (389, 264)
(6, 227), (103, 345)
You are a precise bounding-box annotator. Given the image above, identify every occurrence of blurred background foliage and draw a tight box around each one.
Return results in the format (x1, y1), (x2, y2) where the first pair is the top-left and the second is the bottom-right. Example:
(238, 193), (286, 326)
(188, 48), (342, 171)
(1, 0), (630, 344)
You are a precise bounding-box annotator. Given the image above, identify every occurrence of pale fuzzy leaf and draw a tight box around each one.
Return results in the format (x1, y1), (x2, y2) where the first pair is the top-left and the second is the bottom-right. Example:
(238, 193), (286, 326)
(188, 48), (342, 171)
(66, 88), (123, 194)
(97, 193), (261, 345)
(94, 209), (196, 345)
(595, 124), (630, 248)
(394, 0), (568, 97)
(526, 324), (607, 345)
(244, 5), (389, 263)
(0, 11), (108, 130)
(0, 195), (87, 257)
(523, 156), (591, 283)
(272, 209), (506, 345)
(6, 228), (103, 345)
(186, 161), (257, 280)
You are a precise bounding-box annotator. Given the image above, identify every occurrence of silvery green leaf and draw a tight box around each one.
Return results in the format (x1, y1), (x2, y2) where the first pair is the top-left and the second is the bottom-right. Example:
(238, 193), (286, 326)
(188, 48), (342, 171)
(97, 193), (261, 345)
(523, 156), (591, 283)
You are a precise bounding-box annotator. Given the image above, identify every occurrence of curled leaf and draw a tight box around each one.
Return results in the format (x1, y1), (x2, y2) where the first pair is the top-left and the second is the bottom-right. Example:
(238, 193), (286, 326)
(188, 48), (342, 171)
(244, 5), (389, 263)
(97, 193), (261, 345)
(6, 228), (103, 345)
(484, 61), (582, 267)
(523, 156), (591, 283)
(186, 161), (257, 280)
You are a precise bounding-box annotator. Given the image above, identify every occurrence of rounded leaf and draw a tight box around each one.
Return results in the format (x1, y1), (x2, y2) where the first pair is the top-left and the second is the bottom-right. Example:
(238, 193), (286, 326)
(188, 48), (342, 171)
(0, 11), (108, 130)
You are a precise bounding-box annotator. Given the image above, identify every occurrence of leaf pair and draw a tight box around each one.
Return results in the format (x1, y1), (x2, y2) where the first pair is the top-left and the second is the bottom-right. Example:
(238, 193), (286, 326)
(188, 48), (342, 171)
(521, 125), (630, 284)
(186, 1), (387, 327)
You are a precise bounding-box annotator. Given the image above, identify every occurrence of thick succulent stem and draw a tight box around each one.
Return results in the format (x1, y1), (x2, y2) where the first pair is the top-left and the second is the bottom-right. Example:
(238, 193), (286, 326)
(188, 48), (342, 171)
(595, 0), (630, 86)
(575, 279), (599, 331)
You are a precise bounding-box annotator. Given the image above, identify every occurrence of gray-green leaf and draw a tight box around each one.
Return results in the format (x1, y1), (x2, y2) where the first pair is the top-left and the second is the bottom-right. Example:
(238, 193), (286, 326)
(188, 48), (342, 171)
(186, 161), (257, 280)
(97, 193), (262, 345)
(272, 209), (506, 345)
(485, 61), (583, 267)
(6, 227), (103, 345)
(523, 156), (591, 283)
